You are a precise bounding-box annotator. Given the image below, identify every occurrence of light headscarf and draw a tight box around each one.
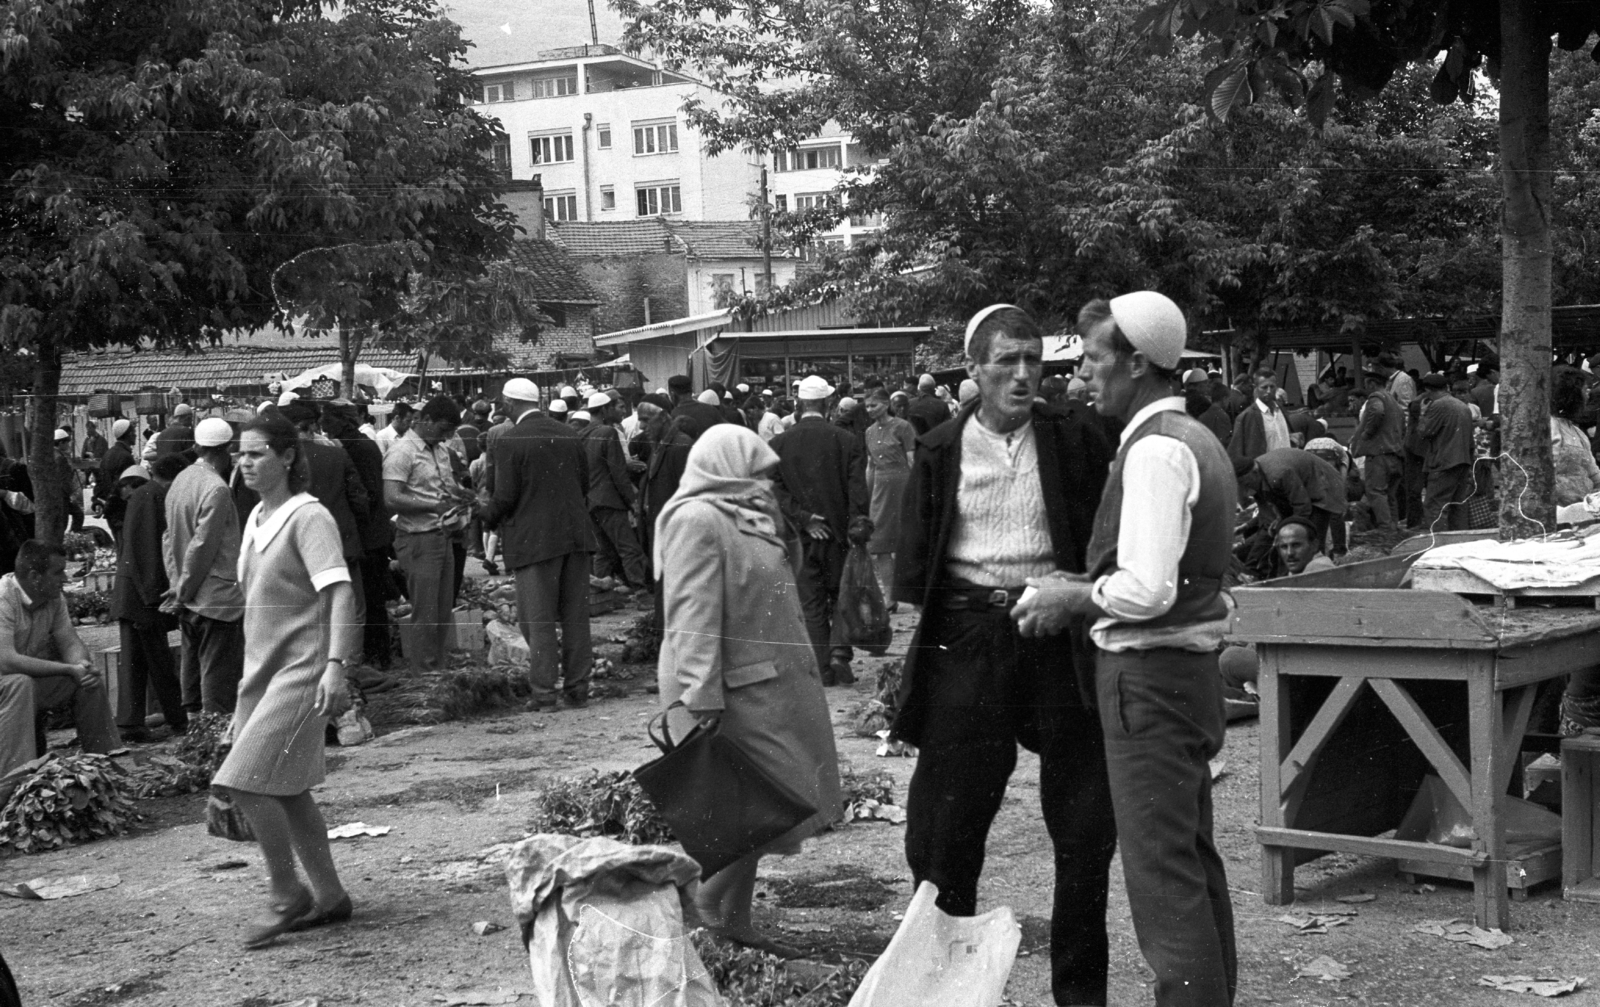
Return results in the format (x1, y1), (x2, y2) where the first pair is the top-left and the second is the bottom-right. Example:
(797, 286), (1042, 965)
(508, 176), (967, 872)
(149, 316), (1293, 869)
(653, 424), (784, 570)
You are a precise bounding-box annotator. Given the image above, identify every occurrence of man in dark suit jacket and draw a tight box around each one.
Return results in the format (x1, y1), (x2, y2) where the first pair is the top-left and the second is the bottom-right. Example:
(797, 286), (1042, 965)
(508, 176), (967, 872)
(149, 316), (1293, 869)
(95, 420), (137, 547)
(1248, 447), (1348, 550)
(771, 376), (868, 684)
(581, 392), (648, 591)
(280, 401), (368, 565)
(906, 373), (952, 436)
(325, 402), (395, 669)
(890, 305), (1115, 1007)
(111, 460), (185, 739)
(480, 379), (594, 710)
(637, 376), (725, 575)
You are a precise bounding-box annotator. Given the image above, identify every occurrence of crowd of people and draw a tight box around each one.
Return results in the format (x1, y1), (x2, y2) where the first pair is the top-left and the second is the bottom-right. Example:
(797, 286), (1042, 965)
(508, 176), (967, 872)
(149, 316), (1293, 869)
(7, 297), (1600, 1001)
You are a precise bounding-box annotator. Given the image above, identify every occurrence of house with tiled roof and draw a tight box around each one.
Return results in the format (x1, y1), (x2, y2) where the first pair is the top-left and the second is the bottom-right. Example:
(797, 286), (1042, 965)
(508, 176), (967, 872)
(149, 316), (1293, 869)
(539, 211), (801, 335)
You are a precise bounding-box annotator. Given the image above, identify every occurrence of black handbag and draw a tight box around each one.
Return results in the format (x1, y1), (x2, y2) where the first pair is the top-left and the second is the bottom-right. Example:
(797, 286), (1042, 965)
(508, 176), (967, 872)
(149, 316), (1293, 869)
(633, 706), (817, 879)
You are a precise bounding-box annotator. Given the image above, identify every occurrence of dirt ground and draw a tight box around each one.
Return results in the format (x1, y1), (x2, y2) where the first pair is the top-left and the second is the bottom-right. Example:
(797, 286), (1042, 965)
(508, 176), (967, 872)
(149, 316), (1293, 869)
(4, 588), (1600, 1007)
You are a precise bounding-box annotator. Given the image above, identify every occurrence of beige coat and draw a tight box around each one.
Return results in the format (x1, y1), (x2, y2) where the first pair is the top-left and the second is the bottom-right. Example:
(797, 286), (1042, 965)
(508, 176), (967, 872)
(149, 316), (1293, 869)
(656, 498), (842, 843)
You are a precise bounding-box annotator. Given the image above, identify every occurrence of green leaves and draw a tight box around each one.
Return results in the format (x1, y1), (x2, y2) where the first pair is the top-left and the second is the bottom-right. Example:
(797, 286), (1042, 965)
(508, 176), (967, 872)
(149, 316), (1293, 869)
(0, 753), (138, 855)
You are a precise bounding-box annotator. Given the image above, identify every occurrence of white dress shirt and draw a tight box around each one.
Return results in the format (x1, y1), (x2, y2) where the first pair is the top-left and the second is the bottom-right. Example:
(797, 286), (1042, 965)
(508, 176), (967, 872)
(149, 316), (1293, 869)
(1256, 397), (1292, 452)
(1090, 397), (1231, 653)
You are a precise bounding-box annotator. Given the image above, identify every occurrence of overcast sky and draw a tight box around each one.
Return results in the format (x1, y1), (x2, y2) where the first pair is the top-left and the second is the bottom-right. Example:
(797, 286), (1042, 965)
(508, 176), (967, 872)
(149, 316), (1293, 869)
(442, 0), (628, 67)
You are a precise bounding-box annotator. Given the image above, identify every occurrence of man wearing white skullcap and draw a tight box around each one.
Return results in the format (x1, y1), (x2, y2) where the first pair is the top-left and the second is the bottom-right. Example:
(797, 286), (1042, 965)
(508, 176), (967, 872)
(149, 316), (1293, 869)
(1013, 290), (1238, 1006)
(163, 416), (247, 716)
(769, 372), (865, 686)
(892, 301), (1116, 1006)
(94, 418), (140, 547)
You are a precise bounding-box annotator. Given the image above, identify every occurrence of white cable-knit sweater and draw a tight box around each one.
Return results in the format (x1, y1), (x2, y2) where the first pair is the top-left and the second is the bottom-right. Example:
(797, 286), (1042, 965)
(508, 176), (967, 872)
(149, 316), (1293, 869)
(945, 418), (1056, 587)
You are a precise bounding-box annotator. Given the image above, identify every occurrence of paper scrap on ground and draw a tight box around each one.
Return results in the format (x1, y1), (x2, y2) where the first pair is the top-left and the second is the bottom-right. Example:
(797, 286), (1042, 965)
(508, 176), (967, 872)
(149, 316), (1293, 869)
(0, 874), (122, 900)
(434, 989), (525, 1005)
(1297, 955), (1352, 981)
(1335, 893), (1376, 903)
(1478, 976), (1586, 997)
(845, 799), (907, 824)
(781, 922), (833, 933)
(1415, 919), (1512, 949)
(1277, 913), (1351, 935)
(471, 920), (505, 936)
(327, 822), (391, 840)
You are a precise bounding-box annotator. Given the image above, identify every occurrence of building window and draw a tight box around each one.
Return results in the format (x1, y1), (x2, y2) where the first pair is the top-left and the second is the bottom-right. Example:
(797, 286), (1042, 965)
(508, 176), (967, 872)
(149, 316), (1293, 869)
(797, 236), (845, 261)
(531, 74), (579, 98)
(774, 194), (788, 213)
(636, 183), (682, 216)
(793, 192), (837, 211)
(774, 145), (842, 172)
(531, 133), (575, 164)
(544, 192), (579, 222)
(491, 139), (510, 174)
(481, 80), (515, 103)
(633, 120), (679, 155)
(597, 124), (612, 149)
(600, 186), (616, 211)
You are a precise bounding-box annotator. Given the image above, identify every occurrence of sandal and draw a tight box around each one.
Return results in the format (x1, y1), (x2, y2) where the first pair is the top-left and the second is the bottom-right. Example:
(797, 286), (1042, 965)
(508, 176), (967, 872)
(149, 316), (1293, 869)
(288, 892), (353, 932)
(243, 886), (314, 949)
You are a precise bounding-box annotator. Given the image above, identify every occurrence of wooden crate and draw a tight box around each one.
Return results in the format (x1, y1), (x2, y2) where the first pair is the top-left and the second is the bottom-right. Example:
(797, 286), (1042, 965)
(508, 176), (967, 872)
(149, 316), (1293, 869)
(1410, 565), (1600, 609)
(452, 606), (486, 652)
(1563, 734), (1600, 904)
(88, 392), (122, 419)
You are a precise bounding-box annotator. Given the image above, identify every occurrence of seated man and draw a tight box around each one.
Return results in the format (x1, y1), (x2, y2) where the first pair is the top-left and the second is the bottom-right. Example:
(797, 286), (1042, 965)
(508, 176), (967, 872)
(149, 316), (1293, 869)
(0, 540), (120, 781)
(1275, 516), (1336, 577)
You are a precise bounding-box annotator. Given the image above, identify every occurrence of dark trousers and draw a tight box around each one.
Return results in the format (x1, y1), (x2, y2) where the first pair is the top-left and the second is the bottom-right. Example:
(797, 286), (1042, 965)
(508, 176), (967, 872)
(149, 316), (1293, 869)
(1423, 463), (1473, 532)
(590, 507), (649, 589)
(1359, 453), (1401, 532)
(513, 551), (593, 705)
(795, 536), (851, 672)
(451, 538), (467, 604)
(905, 608), (1116, 1006)
(1401, 450), (1426, 526)
(178, 611), (242, 714)
(1096, 647), (1236, 1007)
(118, 620), (187, 732)
(395, 530), (453, 672)
(359, 547), (394, 667)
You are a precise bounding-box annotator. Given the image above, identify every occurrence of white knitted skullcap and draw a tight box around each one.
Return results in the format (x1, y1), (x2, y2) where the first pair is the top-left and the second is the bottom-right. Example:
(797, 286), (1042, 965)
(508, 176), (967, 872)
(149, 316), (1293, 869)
(964, 304), (1021, 356)
(1108, 291), (1186, 370)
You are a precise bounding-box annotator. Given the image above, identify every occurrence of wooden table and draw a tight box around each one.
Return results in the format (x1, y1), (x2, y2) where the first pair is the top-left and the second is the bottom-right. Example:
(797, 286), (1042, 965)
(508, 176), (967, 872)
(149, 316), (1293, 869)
(1230, 554), (1600, 929)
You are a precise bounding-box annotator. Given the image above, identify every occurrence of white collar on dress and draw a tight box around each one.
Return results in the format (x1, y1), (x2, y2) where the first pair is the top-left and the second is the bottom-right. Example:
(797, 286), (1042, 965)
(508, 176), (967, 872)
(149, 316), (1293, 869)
(245, 492), (318, 553)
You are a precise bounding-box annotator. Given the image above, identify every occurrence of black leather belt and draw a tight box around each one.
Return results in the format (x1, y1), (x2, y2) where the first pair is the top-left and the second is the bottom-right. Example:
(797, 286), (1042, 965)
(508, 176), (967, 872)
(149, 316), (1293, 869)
(941, 586), (1025, 610)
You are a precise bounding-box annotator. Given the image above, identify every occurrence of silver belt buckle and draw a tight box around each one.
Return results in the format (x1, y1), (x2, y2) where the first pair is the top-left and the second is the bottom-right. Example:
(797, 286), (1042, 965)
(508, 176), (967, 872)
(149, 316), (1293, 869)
(988, 589), (1011, 608)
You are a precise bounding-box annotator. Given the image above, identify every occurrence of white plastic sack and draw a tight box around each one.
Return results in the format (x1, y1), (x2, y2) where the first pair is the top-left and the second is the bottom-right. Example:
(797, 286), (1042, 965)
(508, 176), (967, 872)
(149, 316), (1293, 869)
(505, 834), (723, 1007)
(848, 881), (1021, 1007)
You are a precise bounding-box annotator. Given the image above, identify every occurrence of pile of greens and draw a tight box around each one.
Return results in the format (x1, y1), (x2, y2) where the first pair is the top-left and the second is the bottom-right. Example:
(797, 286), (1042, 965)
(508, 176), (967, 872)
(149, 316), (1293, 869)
(529, 770), (673, 846)
(0, 753), (137, 854)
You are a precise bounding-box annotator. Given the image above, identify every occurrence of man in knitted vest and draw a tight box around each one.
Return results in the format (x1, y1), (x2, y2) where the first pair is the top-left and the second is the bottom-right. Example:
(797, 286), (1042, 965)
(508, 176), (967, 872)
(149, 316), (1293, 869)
(1014, 291), (1238, 1007)
(890, 305), (1117, 1006)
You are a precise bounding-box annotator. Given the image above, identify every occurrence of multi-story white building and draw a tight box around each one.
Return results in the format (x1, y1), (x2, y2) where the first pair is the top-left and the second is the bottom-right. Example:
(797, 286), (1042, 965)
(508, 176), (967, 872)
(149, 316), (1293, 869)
(471, 45), (761, 224)
(764, 122), (884, 253)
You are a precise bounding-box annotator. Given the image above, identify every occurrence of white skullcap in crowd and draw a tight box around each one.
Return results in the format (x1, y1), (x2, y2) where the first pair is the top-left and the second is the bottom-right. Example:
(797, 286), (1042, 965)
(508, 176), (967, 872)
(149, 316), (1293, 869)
(53, 428), (68, 441)
(502, 378), (539, 401)
(917, 373), (936, 390)
(120, 465), (149, 483)
(548, 399), (568, 414)
(173, 403), (193, 417)
(112, 419), (132, 437)
(586, 391), (612, 410)
(1108, 291), (1187, 370)
(558, 385), (578, 399)
(195, 418), (233, 447)
(278, 390), (299, 407)
(571, 410), (591, 423)
(697, 389), (721, 405)
(958, 378), (979, 403)
(964, 304), (1021, 356)
(796, 376), (835, 401)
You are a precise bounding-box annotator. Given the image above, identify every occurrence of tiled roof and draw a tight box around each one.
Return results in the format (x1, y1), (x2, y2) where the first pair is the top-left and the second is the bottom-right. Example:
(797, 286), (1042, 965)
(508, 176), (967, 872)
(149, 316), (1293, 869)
(668, 221), (775, 260)
(549, 220), (678, 257)
(504, 239), (600, 303)
(59, 346), (419, 397)
(549, 220), (794, 262)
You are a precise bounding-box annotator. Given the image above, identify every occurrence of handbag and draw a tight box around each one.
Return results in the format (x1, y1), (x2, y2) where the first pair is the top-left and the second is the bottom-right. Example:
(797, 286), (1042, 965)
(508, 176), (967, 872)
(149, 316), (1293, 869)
(633, 706), (817, 879)
(205, 788), (255, 843)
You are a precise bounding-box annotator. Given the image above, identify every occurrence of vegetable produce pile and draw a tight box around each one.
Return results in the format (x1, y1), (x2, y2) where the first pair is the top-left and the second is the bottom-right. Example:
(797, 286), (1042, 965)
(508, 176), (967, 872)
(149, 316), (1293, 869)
(528, 770), (673, 846)
(0, 753), (137, 855)
(692, 931), (867, 1006)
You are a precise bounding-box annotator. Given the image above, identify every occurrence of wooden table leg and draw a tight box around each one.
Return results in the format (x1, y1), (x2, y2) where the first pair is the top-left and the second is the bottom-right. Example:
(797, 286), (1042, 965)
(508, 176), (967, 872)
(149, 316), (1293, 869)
(1257, 646), (1295, 905)
(1469, 665), (1509, 930)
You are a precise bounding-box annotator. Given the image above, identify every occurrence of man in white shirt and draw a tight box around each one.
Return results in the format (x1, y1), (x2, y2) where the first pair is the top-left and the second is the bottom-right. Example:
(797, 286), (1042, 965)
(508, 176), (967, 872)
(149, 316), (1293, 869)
(373, 402), (414, 458)
(1015, 291), (1238, 1007)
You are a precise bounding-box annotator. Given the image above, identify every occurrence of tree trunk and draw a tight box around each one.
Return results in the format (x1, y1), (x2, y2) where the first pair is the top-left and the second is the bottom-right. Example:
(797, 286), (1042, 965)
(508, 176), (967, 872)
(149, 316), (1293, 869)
(1496, 4), (1554, 539)
(28, 351), (67, 545)
(339, 325), (367, 399)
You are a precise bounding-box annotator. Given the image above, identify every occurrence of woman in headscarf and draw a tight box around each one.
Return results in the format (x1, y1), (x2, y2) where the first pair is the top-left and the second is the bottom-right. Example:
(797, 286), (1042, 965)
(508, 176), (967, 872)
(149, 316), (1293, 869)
(654, 425), (841, 959)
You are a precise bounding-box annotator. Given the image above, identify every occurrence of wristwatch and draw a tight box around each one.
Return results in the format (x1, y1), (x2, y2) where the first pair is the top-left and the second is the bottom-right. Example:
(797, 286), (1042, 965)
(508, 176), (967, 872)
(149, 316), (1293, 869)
(325, 656), (351, 669)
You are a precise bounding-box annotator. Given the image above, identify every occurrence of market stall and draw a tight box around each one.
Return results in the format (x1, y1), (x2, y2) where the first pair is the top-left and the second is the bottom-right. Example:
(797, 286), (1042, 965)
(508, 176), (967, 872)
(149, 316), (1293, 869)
(1229, 549), (1600, 929)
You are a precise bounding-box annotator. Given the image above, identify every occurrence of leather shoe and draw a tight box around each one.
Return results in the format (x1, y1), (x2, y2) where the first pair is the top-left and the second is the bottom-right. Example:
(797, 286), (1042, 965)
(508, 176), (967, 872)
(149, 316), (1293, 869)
(243, 886), (314, 949)
(828, 661), (856, 685)
(288, 892), (353, 933)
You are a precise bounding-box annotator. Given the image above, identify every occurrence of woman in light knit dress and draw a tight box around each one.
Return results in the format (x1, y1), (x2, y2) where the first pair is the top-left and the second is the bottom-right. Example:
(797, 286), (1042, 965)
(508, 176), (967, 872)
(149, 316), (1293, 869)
(863, 387), (916, 602)
(654, 425), (842, 959)
(212, 415), (360, 948)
